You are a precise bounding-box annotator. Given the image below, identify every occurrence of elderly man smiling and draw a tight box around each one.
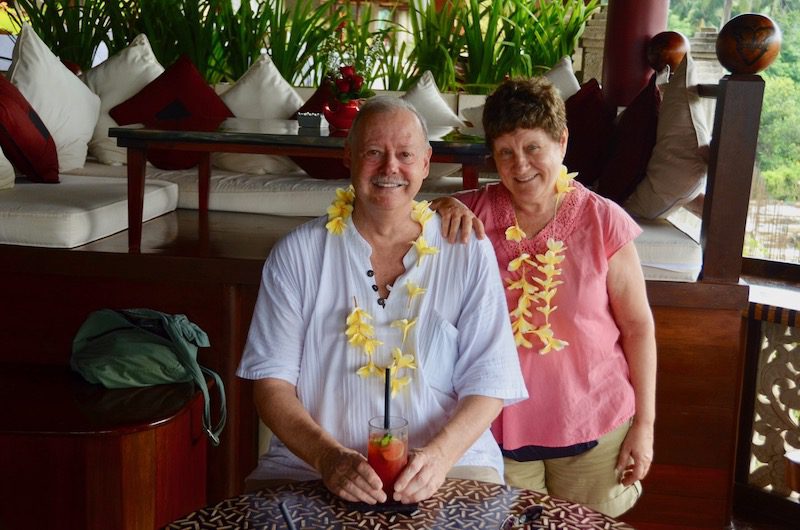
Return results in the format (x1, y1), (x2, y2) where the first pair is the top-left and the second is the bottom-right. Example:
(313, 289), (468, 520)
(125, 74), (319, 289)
(236, 96), (526, 505)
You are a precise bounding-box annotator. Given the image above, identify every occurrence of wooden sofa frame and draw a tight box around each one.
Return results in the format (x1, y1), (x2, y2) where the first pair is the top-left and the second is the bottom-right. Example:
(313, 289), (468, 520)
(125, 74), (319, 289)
(0, 20), (772, 530)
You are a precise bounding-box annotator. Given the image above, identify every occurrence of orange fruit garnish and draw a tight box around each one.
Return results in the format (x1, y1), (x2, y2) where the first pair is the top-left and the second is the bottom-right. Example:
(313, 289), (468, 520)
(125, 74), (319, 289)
(380, 438), (406, 461)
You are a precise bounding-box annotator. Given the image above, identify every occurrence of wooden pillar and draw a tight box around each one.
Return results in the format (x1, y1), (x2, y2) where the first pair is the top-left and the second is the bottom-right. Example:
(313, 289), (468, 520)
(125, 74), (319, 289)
(602, 0), (669, 106)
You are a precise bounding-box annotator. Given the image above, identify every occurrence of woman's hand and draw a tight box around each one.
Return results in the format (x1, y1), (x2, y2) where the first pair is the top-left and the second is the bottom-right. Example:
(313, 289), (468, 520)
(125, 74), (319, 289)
(391, 446), (450, 503)
(429, 197), (485, 244)
(319, 446), (387, 504)
(615, 420), (654, 486)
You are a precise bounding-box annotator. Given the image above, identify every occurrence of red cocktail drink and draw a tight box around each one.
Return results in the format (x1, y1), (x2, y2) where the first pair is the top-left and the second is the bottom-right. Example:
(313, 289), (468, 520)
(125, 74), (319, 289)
(367, 416), (408, 497)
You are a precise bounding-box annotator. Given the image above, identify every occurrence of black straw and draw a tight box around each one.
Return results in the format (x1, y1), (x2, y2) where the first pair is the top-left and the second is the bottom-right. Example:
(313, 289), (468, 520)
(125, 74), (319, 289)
(279, 500), (298, 530)
(384, 367), (391, 429)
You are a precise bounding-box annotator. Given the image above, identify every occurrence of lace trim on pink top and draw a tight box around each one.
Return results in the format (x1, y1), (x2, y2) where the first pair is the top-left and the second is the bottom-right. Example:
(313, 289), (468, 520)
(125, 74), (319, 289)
(491, 181), (590, 265)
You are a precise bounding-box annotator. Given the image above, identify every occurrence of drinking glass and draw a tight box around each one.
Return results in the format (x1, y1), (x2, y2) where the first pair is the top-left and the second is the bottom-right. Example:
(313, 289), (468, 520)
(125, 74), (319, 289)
(367, 416), (409, 497)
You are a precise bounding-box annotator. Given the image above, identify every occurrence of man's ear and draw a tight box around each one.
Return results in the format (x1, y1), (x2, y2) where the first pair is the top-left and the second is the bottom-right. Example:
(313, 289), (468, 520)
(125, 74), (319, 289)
(422, 146), (432, 179)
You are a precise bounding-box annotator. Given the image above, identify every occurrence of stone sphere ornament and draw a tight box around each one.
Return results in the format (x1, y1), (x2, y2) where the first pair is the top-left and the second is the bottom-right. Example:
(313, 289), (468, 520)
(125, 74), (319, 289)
(716, 13), (782, 75)
(647, 31), (690, 73)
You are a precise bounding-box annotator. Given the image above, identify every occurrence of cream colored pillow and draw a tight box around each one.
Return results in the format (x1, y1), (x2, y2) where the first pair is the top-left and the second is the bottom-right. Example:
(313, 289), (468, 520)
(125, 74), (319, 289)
(544, 56), (581, 100)
(82, 34), (164, 165)
(7, 24), (100, 172)
(213, 54), (305, 175)
(625, 54), (712, 219)
(0, 150), (14, 190)
(402, 71), (465, 127)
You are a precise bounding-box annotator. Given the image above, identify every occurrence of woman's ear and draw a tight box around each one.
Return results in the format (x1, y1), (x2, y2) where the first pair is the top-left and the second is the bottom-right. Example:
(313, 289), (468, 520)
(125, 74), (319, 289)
(560, 128), (569, 158)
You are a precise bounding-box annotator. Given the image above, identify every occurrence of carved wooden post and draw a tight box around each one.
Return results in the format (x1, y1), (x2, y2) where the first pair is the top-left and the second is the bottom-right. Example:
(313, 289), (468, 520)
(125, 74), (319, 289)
(700, 14), (781, 283)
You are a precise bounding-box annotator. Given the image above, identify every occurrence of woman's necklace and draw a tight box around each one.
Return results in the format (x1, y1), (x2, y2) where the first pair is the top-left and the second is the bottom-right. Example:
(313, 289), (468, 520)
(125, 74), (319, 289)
(505, 165), (576, 354)
(328, 187), (438, 395)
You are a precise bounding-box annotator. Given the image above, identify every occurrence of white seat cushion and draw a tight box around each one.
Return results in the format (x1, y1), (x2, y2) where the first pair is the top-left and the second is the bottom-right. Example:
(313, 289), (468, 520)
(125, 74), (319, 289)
(66, 161), (493, 217)
(635, 217), (701, 282)
(0, 175), (177, 248)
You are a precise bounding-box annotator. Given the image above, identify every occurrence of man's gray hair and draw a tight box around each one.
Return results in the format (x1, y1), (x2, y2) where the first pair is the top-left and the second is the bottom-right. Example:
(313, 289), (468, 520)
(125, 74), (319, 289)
(347, 96), (430, 148)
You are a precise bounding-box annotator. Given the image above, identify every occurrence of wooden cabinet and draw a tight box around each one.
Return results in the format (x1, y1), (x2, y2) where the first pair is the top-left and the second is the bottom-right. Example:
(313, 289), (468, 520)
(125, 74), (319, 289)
(0, 365), (207, 530)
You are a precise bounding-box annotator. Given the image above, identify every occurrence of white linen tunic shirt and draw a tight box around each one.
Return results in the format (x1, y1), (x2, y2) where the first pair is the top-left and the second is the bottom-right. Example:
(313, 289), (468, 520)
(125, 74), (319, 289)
(237, 213), (527, 481)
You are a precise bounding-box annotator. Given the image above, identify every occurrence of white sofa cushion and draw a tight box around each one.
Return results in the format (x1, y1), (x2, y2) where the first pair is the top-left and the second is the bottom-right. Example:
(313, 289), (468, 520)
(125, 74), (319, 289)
(0, 174), (177, 248)
(62, 161), (700, 281)
(7, 24), (101, 172)
(0, 151), (13, 190)
(81, 34), (165, 165)
(635, 217), (701, 282)
(214, 54), (304, 175)
(66, 161), (490, 216)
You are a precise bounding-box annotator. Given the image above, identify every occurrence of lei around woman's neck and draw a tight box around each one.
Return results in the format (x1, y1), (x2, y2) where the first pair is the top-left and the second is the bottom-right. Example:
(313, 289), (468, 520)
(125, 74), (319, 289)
(505, 165), (576, 354)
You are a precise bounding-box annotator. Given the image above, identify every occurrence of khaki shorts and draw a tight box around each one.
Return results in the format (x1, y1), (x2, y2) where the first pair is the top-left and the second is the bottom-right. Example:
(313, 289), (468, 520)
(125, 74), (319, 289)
(502, 421), (641, 517)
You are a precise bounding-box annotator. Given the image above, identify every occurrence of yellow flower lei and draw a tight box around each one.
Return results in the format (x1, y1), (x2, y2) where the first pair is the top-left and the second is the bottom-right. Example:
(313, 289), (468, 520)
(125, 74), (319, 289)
(505, 165), (576, 354)
(328, 187), (438, 395)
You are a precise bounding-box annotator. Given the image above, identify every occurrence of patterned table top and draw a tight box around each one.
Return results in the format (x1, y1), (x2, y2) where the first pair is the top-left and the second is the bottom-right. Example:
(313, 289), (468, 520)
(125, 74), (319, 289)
(164, 478), (634, 529)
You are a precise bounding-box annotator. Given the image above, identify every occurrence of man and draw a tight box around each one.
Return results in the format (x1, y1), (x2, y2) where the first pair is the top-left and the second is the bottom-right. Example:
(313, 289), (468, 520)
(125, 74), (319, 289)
(236, 97), (527, 504)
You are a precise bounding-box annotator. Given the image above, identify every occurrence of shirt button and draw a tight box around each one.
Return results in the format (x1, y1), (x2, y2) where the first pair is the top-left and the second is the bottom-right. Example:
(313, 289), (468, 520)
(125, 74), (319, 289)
(372, 285), (379, 292)
(367, 270), (375, 277)
(377, 298), (386, 307)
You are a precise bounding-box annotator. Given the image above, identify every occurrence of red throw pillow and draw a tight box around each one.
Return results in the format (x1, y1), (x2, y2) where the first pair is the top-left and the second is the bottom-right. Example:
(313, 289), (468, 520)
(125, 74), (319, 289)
(110, 55), (233, 170)
(0, 76), (59, 183)
(595, 73), (662, 204)
(563, 79), (615, 187)
(289, 84), (350, 180)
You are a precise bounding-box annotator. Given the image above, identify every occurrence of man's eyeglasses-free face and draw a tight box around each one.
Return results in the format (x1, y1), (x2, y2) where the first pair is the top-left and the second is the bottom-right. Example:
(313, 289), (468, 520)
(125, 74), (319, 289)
(500, 504), (544, 529)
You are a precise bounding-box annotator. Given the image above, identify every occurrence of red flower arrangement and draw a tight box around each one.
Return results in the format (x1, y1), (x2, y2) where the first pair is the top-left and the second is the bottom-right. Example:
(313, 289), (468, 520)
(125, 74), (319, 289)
(326, 64), (375, 103)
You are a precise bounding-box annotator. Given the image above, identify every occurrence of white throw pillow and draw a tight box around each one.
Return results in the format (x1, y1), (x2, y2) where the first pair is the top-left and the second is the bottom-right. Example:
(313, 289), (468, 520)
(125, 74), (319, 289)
(0, 150), (14, 190)
(7, 24), (100, 172)
(81, 34), (164, 165)
(543, 56), (581, 100)
(625, 54), (712, 219)
(214, 54), (305, 174)
(402, 71), (465, 127)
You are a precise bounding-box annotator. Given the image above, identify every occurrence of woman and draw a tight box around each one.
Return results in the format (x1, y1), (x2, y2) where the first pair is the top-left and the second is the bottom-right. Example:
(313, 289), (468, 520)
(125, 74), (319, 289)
(432, 78), (656, 517)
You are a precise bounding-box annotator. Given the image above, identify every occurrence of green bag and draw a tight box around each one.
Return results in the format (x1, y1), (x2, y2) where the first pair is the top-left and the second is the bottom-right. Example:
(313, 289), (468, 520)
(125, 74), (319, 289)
(71, 308), (226, 446)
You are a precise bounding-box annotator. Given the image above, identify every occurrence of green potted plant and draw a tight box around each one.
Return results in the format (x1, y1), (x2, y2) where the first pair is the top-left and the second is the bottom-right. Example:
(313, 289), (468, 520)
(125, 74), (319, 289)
(7, 0), (110, 73)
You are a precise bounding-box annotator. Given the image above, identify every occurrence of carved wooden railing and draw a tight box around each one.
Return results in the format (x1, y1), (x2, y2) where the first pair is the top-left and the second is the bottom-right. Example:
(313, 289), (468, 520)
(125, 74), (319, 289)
(736, 292), (800, 523)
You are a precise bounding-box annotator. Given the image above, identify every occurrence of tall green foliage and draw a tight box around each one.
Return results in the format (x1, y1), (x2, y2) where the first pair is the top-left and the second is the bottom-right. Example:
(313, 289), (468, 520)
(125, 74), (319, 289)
(406, 0), (463, 91)
(670, 0), (800, 201)
(460, 0), (518, 93)
(211, 0), (273, 82)
(263, 0), (343, 86)
(8, 0), (110, 71)
(406, 0), (600, 93)
(10, 0), (600, 93)
(513, 0), (601, 76)
(134, 0), (224, 83)
(376, 23), (416, 90)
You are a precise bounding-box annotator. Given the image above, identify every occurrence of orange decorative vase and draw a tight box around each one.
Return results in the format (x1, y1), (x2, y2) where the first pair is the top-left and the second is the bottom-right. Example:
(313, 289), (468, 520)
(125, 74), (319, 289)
(323, 100), (360, 130)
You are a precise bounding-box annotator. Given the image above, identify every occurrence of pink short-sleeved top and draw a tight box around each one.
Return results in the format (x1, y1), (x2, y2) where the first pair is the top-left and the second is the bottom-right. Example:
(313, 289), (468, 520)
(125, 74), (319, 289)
(457, 181), (642, 448)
